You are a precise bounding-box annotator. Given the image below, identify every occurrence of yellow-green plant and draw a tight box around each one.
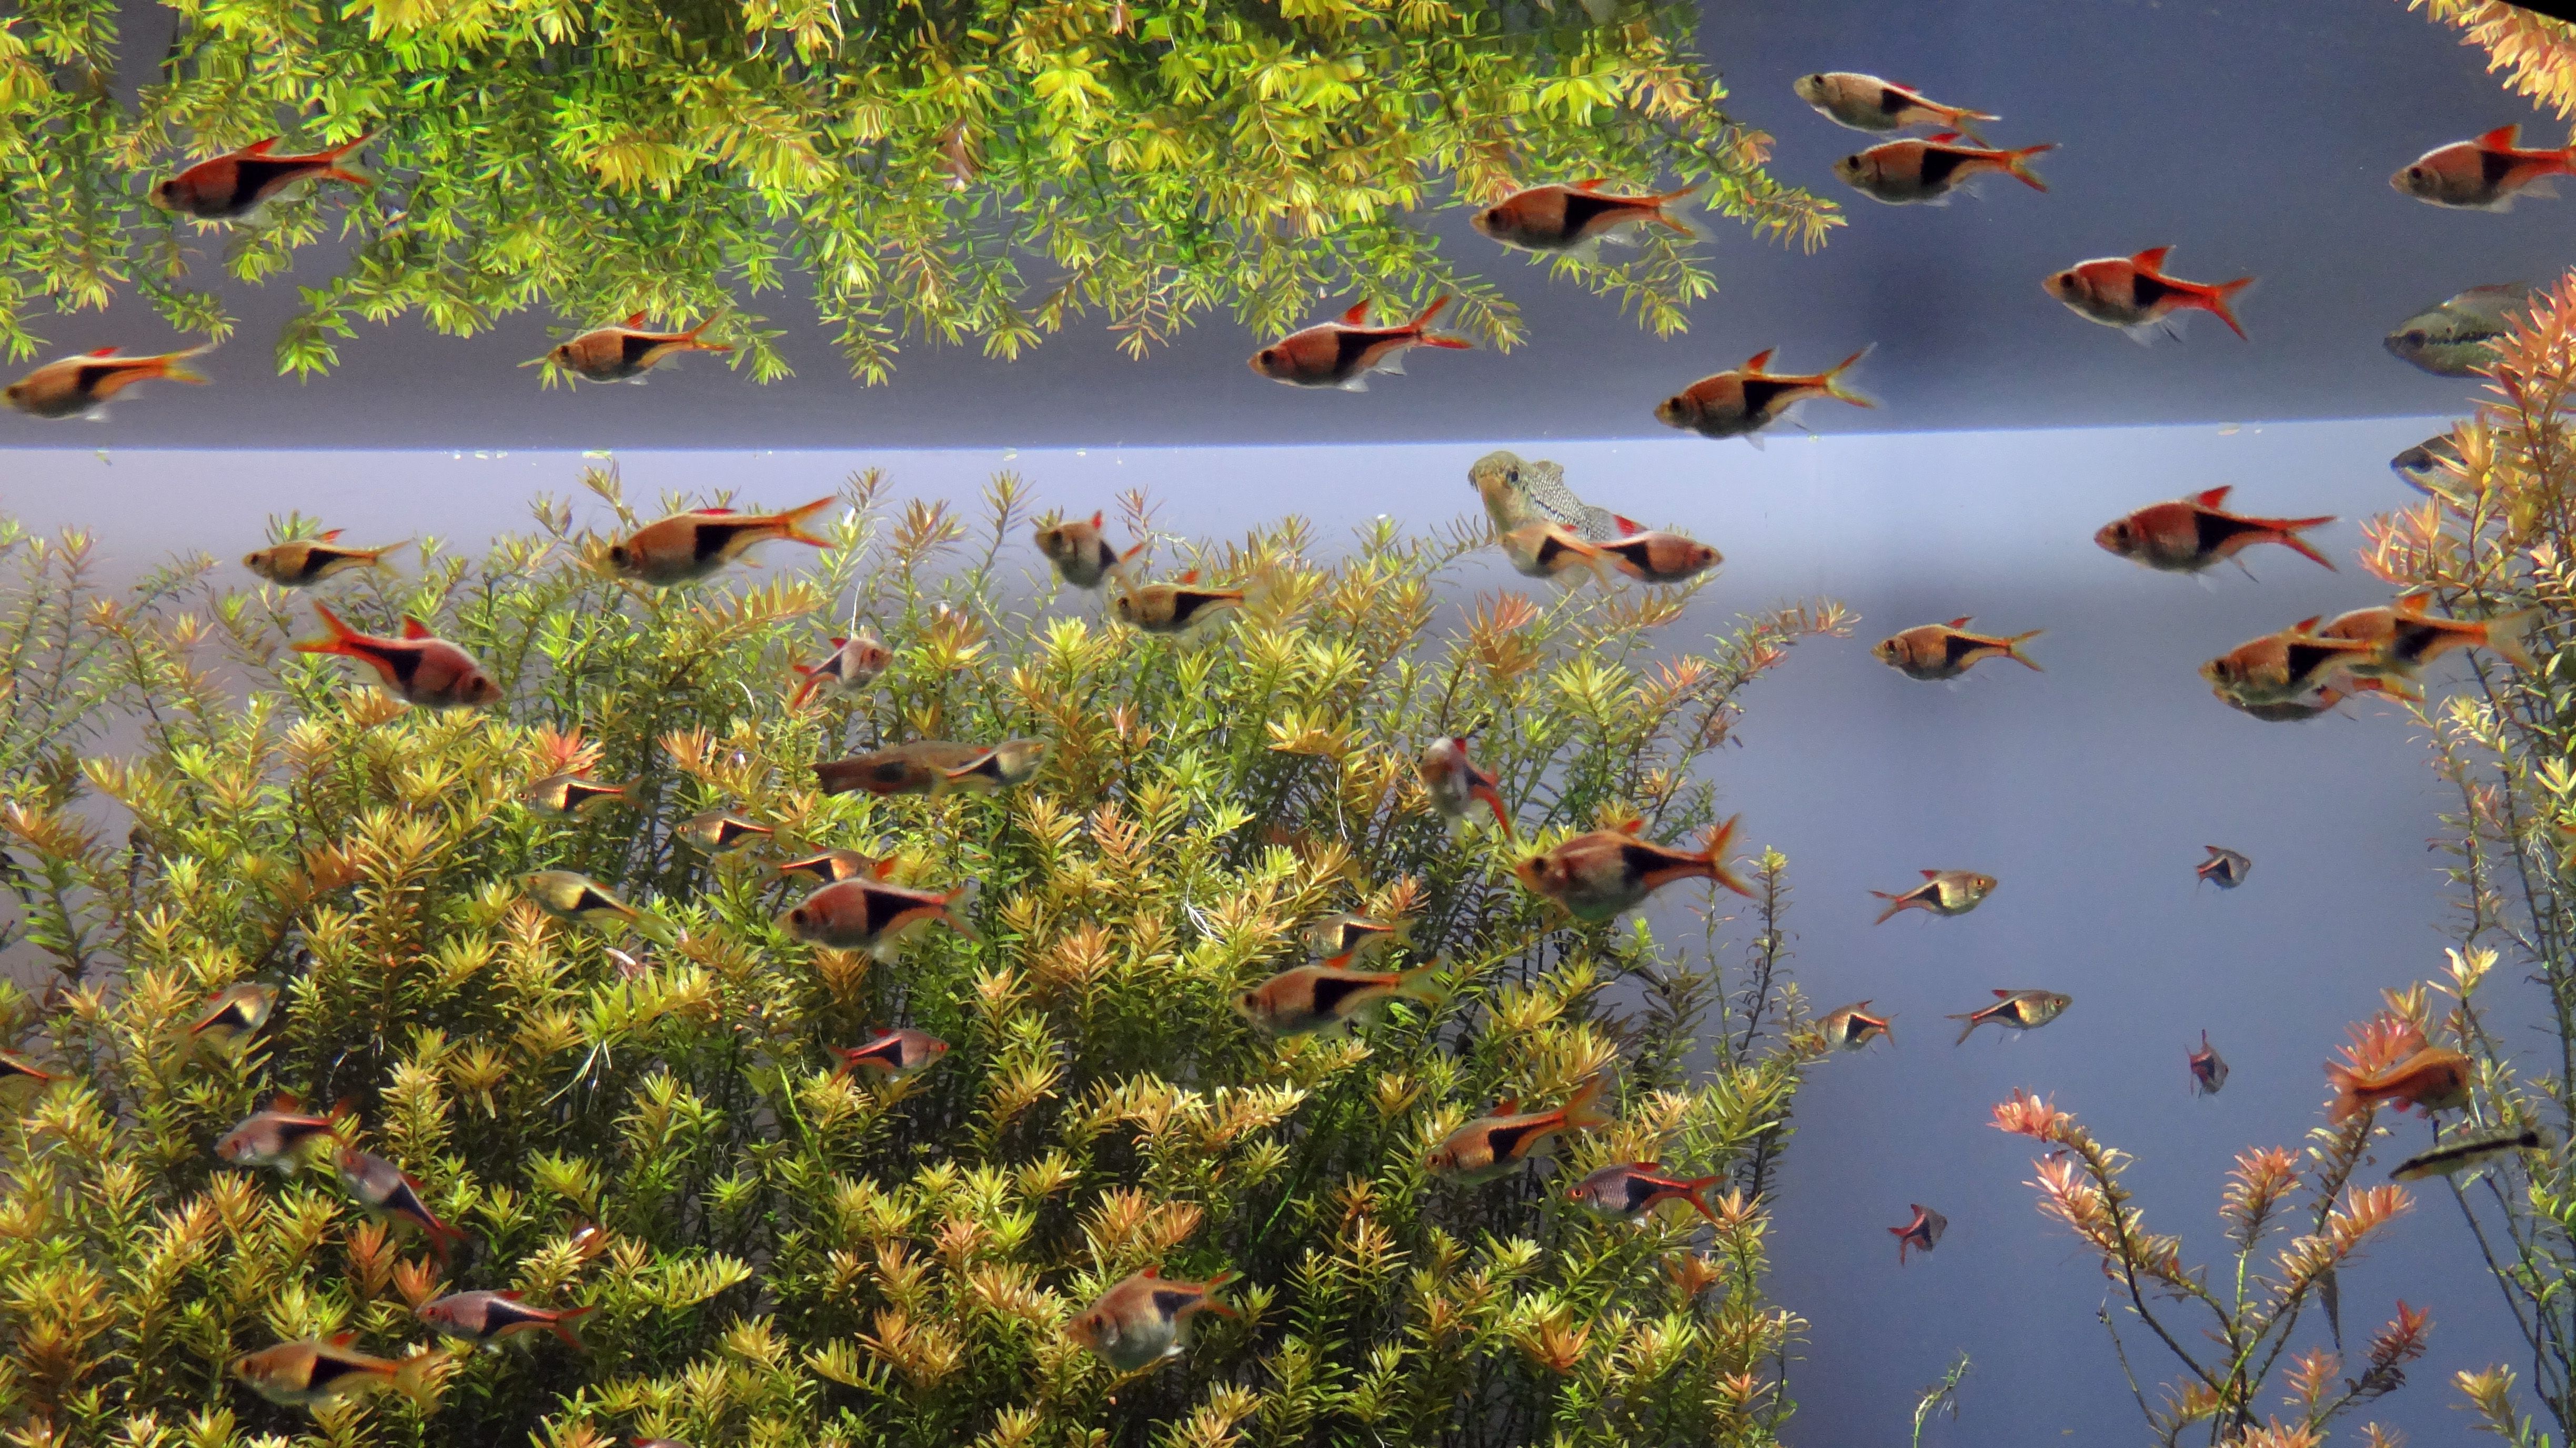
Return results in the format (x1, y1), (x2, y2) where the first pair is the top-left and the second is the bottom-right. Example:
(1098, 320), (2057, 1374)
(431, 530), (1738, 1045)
(0, 467), (1846, 1447)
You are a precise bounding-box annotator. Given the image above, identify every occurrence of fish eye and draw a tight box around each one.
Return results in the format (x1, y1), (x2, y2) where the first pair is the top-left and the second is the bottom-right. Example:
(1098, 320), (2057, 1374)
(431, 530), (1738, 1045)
(2403, 330), (2428, 347)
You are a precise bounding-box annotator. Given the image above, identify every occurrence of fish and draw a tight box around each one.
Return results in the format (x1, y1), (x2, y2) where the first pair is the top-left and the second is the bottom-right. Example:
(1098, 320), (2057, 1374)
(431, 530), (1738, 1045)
(1817, 1000), (1895, 1052)
(1948, 989), (2074, 1044)
(1597, 531), (1722, 586)
(2044, 247), (2254, 341)
(605, 498), (835, 586)
(152, 133), (374, 221)
(2385, 284), (2540, 377)
(1468, 180), (1707, 256)
(1498, 521), (1617, 587)
(1034, 511), (1145, 590)
(789, 630), (892, 709)
(2198, 619), (2385, 706)
(2216, 682), (2358, 723)
(672, 810), (772, 853)
(2390, 1127), (2544, 1181)
(525, 870), (642, 929)
(525, 774), (629, 817)
(1567, 1163), (1722, 1223)
(1871, 870), (1997, 924)
(2196, 847), (2252, 890)
(1792, 73), (1998, 140)
(1425, 1074), (1613, 1183)
(2092, 487), (2333, 574)
(2189, 1031), (2230, 1095)
(2391, 433), (2463, 497)
(1467, 450), (1635, 541)
(537, 313), (731, 384)
(1832, 135), (2054, 204)
(831, 1027), (951, 1080)
(1418, 737), (1514, 838)
(244, 530), (409, 588)
(1655, 346), (1874, 444)
(336, 1145), (471, 1259)
(214, 1095), (341, 1173)
(813, 741), (989, 797)
(0, 1050), (55, 1090)
(1303, 912), (1409, 961)
(773, 849), (897, 885)
(1234, 956), (1444, 1037)
(779, 877), (979, 960)
(1871, 618), (2041, 681)
(2318, 595), (2535, 677)
(416, 1290), (596, 1351)
(934, 119), (978, 190)
(940, 739), (1048, 793)
(1515, 816), (1753, 923)
(188, 982), (278, 1050)
(1888, 1203), (1947, 1264)
(230, 1332), (441, 1410)
(2327, 1046), (2473, 1122)
(1065, 1266), (1241, 1372)
(4, 344), (216, 420)
(293, 604), (499, 709)
(1248, 296), (1473, 391)
(1113, 572), (1249, 634)
(2392, 123), (2576, 210)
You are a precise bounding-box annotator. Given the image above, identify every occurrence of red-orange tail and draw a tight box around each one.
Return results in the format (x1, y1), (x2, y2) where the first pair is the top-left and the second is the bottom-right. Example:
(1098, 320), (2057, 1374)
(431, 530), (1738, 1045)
(1699, 815), (1754, 897)
(2252, 514), (2337, 570)
(316, 130), (376, 188)
(1470, 781), (1516, 841)
(771, 496), (838, 549)
(1678, 1174), (1723, 1223)
(293, 602), (369, 660)
(2196, 276), (2256, 341)
(1406, 295), (1475, 351)
(1192, 1269), (1243, 1319)
(2325, 1062), (2376, 1124)
(1557, 1073), (1613, 1133)
(788, 662), (831, 709)
(552, 1304), (597, 1352)
(675, 312), (733, 353)
(1999, 143), (2055, 192)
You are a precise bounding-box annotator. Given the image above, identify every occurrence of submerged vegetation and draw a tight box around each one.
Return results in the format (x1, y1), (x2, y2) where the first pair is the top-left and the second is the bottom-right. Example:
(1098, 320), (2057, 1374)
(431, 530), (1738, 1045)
(0, 470), (1845, 1446)
(0, 0), (1835, 383)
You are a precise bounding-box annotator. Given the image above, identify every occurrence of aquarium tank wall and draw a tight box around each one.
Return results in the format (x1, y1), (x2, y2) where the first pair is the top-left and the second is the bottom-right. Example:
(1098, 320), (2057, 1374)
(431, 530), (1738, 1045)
(4, 3), (2575, 1448)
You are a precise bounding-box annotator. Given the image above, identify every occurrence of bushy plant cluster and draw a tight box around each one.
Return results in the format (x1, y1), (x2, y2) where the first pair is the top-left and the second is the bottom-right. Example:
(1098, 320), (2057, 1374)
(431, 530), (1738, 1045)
(0, 469), (1845, 1448)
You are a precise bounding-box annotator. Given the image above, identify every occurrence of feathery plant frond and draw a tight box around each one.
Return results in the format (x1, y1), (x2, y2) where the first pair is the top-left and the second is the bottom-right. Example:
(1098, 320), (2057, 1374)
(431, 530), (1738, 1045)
(2408, 0), (2576, 120)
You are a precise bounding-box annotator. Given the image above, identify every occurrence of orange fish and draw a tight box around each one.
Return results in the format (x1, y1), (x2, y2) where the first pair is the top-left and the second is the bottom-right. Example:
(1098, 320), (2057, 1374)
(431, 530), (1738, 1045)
(1793, 73), (1998, 140)
(0, 1049), (55, 1090)
(1249, 296), (1473, 391)
(244, 530), (409, 587)
(1113, 571), (1247, 634)
(1598, 531), (1721, 585)
(939, 739), (1048, 793)
(1469, 180), (1706, 256)
(1234, 956), (1443, 1037)
(537, 313), (731, 384)
(813, 741), (987, 796)
(1871, 869), (1996, 924)
(1948, 989), (2072, 1044)
(152, 133), (373, 220)
(230, 1332), (441, 1410)
(525, 774), (628, 816)
(294, 604), (499, 708)
(773, 849), (897, 886)
(2199, 618), (2384, 706)
(1418, 737), (1513, 839)
(189, 982), (278, 1050)
(214, 1094), (341, 1173)
(1426, 1074), (1613, 1183)
(1498, 521), (1616, 587)
(417, 1290), (595, 1351)
(337, 1146), (471, 1260)
(1872, 618), (2041, 681)
(1817, 1000), (1895, 1052)
(1516, 816), (1753, 923)
(1568, 1162), (1722, 1222)
(5, 344), (214, 419)
(2095, 487), (2332, 574)
(2196, 847), (2251, 889)
(672, 810), (771, 853)
(2328, 1046), (2472, 1123)
(779, 877), (978, 960)
(2318, 595), (2535, 677)
(1888, 1203), (1947, 1264)
(831, 1027), (950, 1080)
(1833, 134), (2054, 204)
(790, 630), (891, 709)
(2392, 124), (2576, 210)
(1303, 912), (1410, 960)
(2045, 247), (2255, 341)
(606, 498), (834, 585)
(1065, 1266), (1241, 1372)
(2189, 1031), (2230, 1095)
(1655, 346), (1874, 444)
(1035, 511), (1146, 590)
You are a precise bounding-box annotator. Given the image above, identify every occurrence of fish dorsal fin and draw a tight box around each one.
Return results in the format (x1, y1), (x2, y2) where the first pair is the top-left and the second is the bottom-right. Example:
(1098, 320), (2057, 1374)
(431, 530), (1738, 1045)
(500, 1290), (524, 1301)
(2192, 486), (2232, 508)
(1492, 1097), (1520, 1114)
(1618, 816), (1644, 834)
(243, 138), (280, 156)
(1178, 568), (1200, 584)
(85, 346), (120, 357)
(1088, 509), (1104, 527)
(1946, 616), (1973, 629)
(623, 311), (647, 328)
(1339, 301), (1371, 326)
(274, 1091), (304, 1113)
(2130, 245), (2174, 272)
(872, 857), (898, 879)
(1140, 1264), (1162, 1279)
(2291, 616), (2322, 633)
(2479, 123), (2522, 150)
(1992, 989), (2015, 999)
(319, 528), (344, 541)
(1740, 347), (1776, 371)
(699, 507), (736, 516)
(1925, 131), (1961, 144)
(1573, 177), (1605, 192)
(328, 1329), (358, 1347)
(1614, 514), (1644, 536)
(1920, 870), (1941, 880)
(2394, 590), (2434, 614)
(401, 617), (432, 640)
(829, 637), (847, 648)
(1637, 1160), (1663, 1171)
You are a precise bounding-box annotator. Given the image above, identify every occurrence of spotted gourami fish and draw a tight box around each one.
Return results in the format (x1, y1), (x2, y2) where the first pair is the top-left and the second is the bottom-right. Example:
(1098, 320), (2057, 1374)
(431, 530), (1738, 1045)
(1113, 572), (1247, 634)
(1873, 618), (2041, 681)
(230, 1332), (441, 1410)
(1793, 73), (1997, 140)
(1832, 135), (2052, 204)
(244, 530), (409, 587)
(780, 877), (979, 960)
(295, 605), (499, 708)
(2094, 488), (2333, 573)
(1949, 989), (2072, 1044)
(2196, 847), (2252, 889)
(1818, 1000), (1895, 1052)
(1235, 956), (1444, 1037)
(2328, 1046), (2472, 1123)
(1034, 511), (1145, 590)
(525, 774), (628, 817)
(1655, 346), (1874, 443)
(1568, 1162), (1722, 1223)
(832, 1027), (950, 1080)
(2044, 247), (2253, 341)
(2190, 1031), (2230, 1095)
(214, 1094), (341, 1173)
(5, 344), (215, 420)
(1249, 297), (1472, 391)
(153, 134), (373, 221)
(2385, 284), (2539, 378)
(2392, 124), (2576, 210)
(1065, 1266), (1241, 1372)
(2391, 433), (2462, 497)
(1426, 1074), (1612, 1183)
(189, 982), (278, 1050)
(417, 1290), (596, 1351)
(1469, 180), (1707, 256)
(813, 741), (989, 797)
(1888, 1203), (1947, 1264)
(789, 630), (891, 709)
(2390, 1127), (2543, 1182)
(1516, 817), (1753, 922)
(337, 1146), (471, 1258)
(672, 810), (771, 853)
(606, 498), (834, 586)
(1871, 869), (1996, 924)
(1468, 451), (1634, 542)
(1418, 737), (1513, 839)
(538, 314), (731, 384)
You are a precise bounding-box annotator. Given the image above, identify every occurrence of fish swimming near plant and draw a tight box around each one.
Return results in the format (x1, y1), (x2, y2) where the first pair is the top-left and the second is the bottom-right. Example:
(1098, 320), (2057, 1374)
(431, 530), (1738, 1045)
(780, 877), (979, 960)
(2385, 284), (2540, 377)
(673, 810), (771, 853)
(1655, 345), (1874, 444)
(2045, 247), (2254, 341)
(1419, 737), (1513, 839)
(605, 498), (836, 586)
(1598, 531), (1722, 585)
(1818, 1000), (1895, 1052)
(1832, 134), (2053, 204)
(336, 1145), (471, 1259)
(774, 848), (897, 885)
(1794, 73), (1998, 140)
(1235, 956), (1444, 1037)
(294, 604), (500, 709)
(2190, 1031), (2230, 1095)
(230, 1332), (442, 1410)
(0, 1050), (55, 1091)
(1499, 521), (1617, 587)
(244, 530), (409, 587)
(1871, 870), (1996, 924)
(1872, 618), (2041, 681)
(1303, 912), (1409, 961)
(1888, 1203), (1947, 1263)
(525, 774), (628, 817)
(188, 982), (278, 1051)
(2390, 1127), (2543, 1182)
(2200, 618), (2385, 706)
(2327, 1045), (2473, 1122)
(1113, 571), (1248, 635)
(1065, 1266), (1241, 1372)
(152, 133), (374, 221)
(2317, 595), (2534, 678)
(789, 630), (891, 709)
(831, 1027), (951, 1080)
(940, 739), (1048, 793)
(813, 741), (990, 797)
(535, 313), (731, 384)
(1515, 816), (1753, 922)
(2391, 433), (2462, 497)
(525, 871), (645, 931)
(417, 1291), (596, 1352)
(1469, 179), (1707, 257)
(2196, 847), (2252, 890)
(1949, 989), (2073, 1044)
(2094, 488), (2333, 574)
(1468, 450), (1635, 541)
(2391, 123), (2576, 210)
(1034, 511), (1145, 590)
(5, 344), (215, 420)
(214, 1094), (342, 1173)
(1249, 296), (1473, 391)
(1426, 1074), (1613, 1183)
(1568, 1163), (1722, 1222)
(2215, 681), (2362, 723)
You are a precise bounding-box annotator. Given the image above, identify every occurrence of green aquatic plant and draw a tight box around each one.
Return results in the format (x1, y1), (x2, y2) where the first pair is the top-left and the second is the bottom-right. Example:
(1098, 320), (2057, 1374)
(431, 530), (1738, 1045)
(0, 468), (1847, 1447)
(0, 0), (1836, 383)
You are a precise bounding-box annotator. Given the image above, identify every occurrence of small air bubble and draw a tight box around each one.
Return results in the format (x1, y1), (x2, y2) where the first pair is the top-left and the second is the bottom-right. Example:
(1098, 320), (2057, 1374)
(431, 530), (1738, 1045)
(2218, 424), (2241, 436)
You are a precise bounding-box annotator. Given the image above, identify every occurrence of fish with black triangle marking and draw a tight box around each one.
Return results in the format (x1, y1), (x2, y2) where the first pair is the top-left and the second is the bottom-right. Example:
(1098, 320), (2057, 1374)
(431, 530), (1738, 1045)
(1873, 617), (2041, 681)
(534, 312), (732, 384)
(1249, 296), (1473, 391)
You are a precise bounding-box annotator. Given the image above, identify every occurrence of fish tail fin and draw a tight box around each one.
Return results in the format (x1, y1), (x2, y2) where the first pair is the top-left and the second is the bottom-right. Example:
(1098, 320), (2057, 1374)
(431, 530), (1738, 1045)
(1870, 892), (1908, 926)
(159, 340), (219, 385)
(788, 665), (826, 710)
(2324, 1062), (2371, 1123)
(2254, 516), (2337, 570)
(2483, 609), (2539, 670)
(2202, 276), (2256, 340)
(1407, 294), (1476, 350)
(2004, 629), (2045, 671)
(1681, 1175), (1725, 1223)
(1559, 1073), (1613, 1133)
(942, 879), (984, 941)
(1822, 345), (1877, 408)
(293, 602), (364, 658)
(1196, 1270), (1243, 1317)
(1649, 181), (1715, 241)
(1392, 961), (1450, 1008)
(2002, 143), (2056, 191)
(677, 311), (733, 351)
(370, 539), (414, 569)
(1947, 1012), (1980, 1046)
(1110, 540), (1149, 587)
(551, 1304), (597, 1353)
(1470, 782), (1516, 840)
(630, 912), (680, 948)
(1698, 815), (1755, 897)
(775, 496), (839, 549)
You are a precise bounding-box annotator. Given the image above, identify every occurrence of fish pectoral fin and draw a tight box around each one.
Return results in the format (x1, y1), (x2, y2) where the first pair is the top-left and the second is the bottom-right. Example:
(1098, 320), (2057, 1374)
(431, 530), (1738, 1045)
(1337, 376), (1370, 393)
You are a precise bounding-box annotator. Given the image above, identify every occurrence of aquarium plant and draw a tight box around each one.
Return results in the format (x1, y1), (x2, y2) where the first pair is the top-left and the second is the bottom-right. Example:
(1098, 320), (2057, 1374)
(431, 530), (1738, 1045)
(0, 468), (1845, 1447)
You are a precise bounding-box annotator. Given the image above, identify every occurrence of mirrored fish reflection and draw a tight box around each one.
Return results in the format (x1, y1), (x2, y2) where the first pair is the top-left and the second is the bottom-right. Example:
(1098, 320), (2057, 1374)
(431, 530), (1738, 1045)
(2390, 432), (2463, 498)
